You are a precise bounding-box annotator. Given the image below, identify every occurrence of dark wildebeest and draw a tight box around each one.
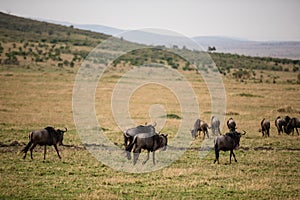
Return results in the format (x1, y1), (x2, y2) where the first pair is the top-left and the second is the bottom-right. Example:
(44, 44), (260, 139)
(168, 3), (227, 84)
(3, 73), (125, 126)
(126, 133), (168, 165)
(285, 117), (300, 135)
(191, 119), (209, 139)
(275, 116), (291, 135)
(227, 117), (236, 132)
(259, 118), (270, 137)
(211, 116), (221, 135)
(21, 127), (67, 160)
(123, 122), (156, 148)
(214, 130), (246, 164)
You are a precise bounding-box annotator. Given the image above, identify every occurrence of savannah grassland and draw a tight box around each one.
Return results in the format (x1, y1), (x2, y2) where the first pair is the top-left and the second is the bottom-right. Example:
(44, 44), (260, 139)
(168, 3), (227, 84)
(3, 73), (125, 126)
(1, 12), (300, 200)
(1, 64), (300, 199)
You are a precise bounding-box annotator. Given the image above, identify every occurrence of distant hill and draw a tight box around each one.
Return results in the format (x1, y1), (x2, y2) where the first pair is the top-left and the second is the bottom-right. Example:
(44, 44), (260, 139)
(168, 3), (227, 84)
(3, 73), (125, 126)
(0, 12), (109, 44)
(40, 18), (300, 60)
(36, 18), (124, 36)
(1, 11), (299, 83)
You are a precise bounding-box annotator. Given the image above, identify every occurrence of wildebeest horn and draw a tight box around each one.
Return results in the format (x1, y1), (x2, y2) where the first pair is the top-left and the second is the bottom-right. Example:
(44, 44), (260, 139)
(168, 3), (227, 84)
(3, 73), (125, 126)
(152, 122), (157, 127)
(63, 127), (68, 132)
(242, 130), (246, 135)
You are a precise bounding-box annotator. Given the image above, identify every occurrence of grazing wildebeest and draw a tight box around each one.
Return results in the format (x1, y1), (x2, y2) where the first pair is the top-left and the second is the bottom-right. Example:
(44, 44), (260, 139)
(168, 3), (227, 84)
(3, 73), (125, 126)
(227, 118), (236, 132)
(21, 127), (67, 160)
(123, 122), (156, 148)
(211, 116), (221, 135)
(213, 130), (246, 164)
(126, 133), (168, 165)
(285, 117), (300, 135)
(275, 116), (291, 134)
(191, 119), (209, 139)
(260, 118), (270, 137)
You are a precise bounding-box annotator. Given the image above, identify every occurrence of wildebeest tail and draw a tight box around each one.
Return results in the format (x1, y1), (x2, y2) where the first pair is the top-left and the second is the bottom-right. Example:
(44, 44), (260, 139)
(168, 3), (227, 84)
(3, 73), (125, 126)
(21, 132), (33, 153)
(20, 141), (32, 153)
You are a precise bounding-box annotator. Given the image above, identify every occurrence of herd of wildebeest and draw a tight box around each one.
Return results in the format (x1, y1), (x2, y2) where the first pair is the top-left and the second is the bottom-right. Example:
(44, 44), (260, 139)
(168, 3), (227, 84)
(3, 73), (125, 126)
(20, 115), (300, 165)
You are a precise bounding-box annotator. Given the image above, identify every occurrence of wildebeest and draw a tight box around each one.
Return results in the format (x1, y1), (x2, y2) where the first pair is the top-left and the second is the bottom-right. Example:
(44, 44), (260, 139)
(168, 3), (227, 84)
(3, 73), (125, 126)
(211, 116), (221, 135)
(259, 118), (270, 137)
(275, 116), (292, 134)
(21, 126), (67, 160)
(227, 118), (236, 132)
(213, 130), (246, 164)
(191, 119), (209, 139)
(123, 122), (156, 149)
(126, 133), (168, 165)
(285, 117), (300, 135)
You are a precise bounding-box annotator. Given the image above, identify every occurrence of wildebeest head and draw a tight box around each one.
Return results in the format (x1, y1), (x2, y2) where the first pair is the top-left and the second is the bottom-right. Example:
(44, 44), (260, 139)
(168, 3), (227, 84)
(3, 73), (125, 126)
(159, 133), (168, 151)
(190, 129), (196, 138)
(56, 127), (67, 145)
(284, 116), (291, 124)
(225, 130), (246, 148)
(233, 130), (246, 148)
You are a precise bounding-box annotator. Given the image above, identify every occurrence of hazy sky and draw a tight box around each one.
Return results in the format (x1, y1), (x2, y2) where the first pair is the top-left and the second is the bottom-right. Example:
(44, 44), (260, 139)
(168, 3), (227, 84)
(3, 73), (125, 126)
(1, 0), (300, 41)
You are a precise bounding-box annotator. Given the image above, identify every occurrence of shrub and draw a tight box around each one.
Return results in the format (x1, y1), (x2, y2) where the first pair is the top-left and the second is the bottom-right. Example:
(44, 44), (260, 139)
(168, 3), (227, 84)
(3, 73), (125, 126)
(166, 114), (181, 119)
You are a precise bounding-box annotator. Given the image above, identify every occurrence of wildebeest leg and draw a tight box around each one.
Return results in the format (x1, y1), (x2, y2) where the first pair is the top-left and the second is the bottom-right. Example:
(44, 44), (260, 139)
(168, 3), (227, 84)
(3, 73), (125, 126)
(53, 144), (61, 159)
(142, 151), (150, 165)
(296, 128), (299, 135)
(30, 143), (37, 160)
(126, 151), (131, 160)
(44, 146), (47, 160)
(279, 125), (282, 134)
(22, 142), (32, 159)
(194, 130), (199, 139)
(133, 148), (141, 165)
(231, 150), (237, 163)
(152, 151), (156, 165)
(23, 151), (27, 159)
(214, 150), (219, 164)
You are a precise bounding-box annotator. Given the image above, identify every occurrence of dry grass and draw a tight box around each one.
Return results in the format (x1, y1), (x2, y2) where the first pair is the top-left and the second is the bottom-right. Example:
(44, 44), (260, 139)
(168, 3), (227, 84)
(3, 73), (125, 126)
(0, 65), (300, 199)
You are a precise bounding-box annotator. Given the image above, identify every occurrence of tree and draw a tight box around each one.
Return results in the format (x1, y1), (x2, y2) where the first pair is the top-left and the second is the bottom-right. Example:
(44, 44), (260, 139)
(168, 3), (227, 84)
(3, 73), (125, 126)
(208, 46), (216, 52)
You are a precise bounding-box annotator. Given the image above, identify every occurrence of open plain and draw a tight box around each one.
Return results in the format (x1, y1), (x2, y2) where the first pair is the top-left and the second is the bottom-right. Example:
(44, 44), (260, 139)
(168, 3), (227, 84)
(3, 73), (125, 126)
(0, 12), (300, 199)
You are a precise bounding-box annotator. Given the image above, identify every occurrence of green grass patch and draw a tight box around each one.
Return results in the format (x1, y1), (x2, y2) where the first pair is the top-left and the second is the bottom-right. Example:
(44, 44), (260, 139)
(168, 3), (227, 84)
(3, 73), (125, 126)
(238, 93), (262, 98)
(166, 114), (182, 119)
